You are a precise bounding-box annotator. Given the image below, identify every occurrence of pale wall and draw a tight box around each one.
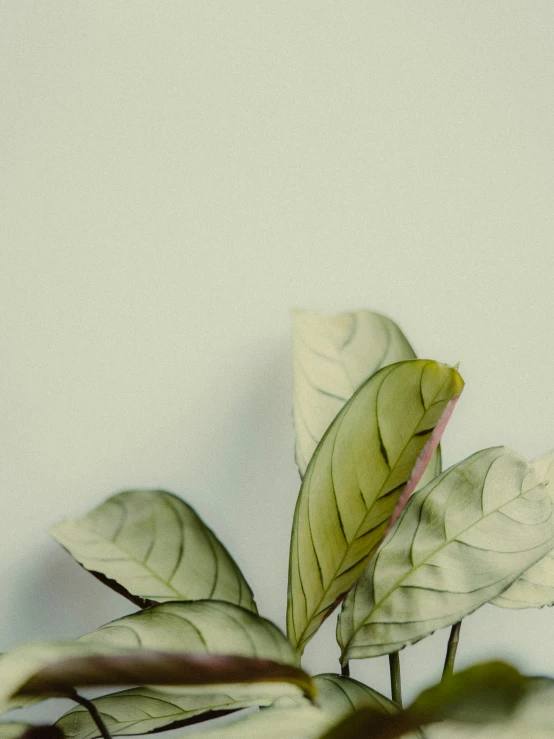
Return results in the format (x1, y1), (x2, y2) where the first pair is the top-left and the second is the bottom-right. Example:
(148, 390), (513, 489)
(2, 0), (554, 723)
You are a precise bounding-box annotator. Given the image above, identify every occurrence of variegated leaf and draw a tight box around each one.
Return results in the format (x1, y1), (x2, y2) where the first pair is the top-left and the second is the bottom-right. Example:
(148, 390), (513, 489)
(287, 359), (464, 653)
(50, 490), (256, 611)
(338, 448), (554, 662)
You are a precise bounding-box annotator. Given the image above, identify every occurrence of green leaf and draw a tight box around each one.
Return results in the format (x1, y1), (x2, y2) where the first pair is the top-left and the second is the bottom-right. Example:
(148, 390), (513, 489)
(1, 602), (305, 715)
(0, 642), (313, 716)
(292, 310), (442, 491)
(319, 662), (527, 739)
(173, 705), (333, 739)
(338, 447), (554, 662)
(313, 674), (397, 719)
(493, 450), (554, 609)
(50, 490), (256, 611)
(77, 600), (298, 665)
(287, 359), (464, 652)
(292, 310), (415, 476)
(56, 687), (268, 739)
(53, 673), (392, 739)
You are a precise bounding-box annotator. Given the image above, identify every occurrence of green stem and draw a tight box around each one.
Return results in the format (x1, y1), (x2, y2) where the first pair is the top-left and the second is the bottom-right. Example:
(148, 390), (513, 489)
(442, 621), (462, 682)
(389, 651), (402, 707)
(68, 691), (112, 739)
(341, 661), (350, 677)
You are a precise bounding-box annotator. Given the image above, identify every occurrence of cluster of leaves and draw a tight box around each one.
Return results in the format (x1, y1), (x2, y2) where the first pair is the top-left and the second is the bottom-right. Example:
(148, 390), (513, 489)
(3, 309), (554, 739)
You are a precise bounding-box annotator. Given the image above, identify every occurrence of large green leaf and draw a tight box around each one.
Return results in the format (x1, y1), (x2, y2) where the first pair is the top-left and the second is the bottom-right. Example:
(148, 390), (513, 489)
(292, 310), (415, 476)
(77, 600), (297, 665)
(287, 359), (464, 652)
(55, 672), (393, 739)
(493, 450), (554, 608)
(0, 642), (312, 716)
(320, 662), (527, 739)
(50, 490), (256, 611)
(56, 687), (268, 739)
(1, 602), (304, 716)
(338, 447), (554, 662)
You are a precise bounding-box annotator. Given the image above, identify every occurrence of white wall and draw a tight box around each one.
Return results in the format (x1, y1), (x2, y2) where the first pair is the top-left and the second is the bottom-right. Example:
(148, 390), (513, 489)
(2, 0), (554, 723)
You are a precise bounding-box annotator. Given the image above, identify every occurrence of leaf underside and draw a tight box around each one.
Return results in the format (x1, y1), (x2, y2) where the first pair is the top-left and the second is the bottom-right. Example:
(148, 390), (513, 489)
(287, 359), (464, 652)
(338, 447), (554, 661)
(50, 490), (256, 612)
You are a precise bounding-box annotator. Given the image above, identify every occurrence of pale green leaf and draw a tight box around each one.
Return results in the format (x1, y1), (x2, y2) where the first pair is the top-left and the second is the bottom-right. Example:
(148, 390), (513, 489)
(177, 705), (332, 739)
(50, 490), (256, 611)
(0, 602), (305, 716)
(313, 674), (397, 719)
(77, 600), (297, 666)
(0, 641), (312, 716)
(287, 359), (464, 652)
(53, 672), (393, 739)
(338, 448), (554, 661)
(56, 687), (269, 739)
(292, 310), (415, 476)
(493, 450), (554, 608)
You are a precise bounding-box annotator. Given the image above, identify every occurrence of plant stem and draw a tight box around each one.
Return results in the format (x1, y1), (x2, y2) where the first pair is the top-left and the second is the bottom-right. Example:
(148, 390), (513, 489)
(68, 691), (112, 739)
(442, 621), (462, 682)
(341, 661), (350, 677)
(389, 651), (402, 707)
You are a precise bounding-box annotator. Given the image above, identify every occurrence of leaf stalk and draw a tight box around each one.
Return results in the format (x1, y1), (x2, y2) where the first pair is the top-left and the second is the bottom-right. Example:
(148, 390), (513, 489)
(389, 651), (402, 707)
(442, 621), (462, 682)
